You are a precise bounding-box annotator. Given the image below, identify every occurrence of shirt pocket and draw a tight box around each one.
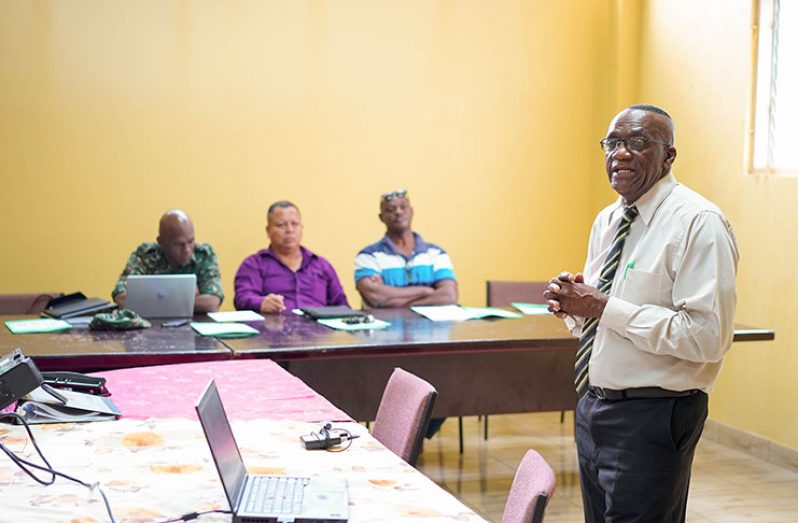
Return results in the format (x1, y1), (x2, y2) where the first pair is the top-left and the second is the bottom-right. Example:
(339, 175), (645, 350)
(619, 268), (669, 307)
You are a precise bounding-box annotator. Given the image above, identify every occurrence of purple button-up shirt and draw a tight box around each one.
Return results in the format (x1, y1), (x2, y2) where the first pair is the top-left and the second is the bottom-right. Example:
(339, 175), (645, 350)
(234, 246), (349, 311)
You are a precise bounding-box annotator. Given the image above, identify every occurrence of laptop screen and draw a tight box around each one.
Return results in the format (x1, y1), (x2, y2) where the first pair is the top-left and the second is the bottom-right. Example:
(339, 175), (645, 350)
(195, 380), (247, 510)
(126, 274), (196, 318)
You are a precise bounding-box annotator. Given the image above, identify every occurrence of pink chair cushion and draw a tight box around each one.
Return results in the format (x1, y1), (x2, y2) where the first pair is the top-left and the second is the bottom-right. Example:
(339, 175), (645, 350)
(371, 367), (436, 465)
(502, 449), (556, 523)
(0, 293), (62, 314)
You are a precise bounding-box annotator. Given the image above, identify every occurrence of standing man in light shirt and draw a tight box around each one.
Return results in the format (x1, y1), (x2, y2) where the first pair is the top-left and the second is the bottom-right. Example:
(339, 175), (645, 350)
(234, 201), (348, 314)
(354, 190), (458, 308)
(544, 104), (738, 522)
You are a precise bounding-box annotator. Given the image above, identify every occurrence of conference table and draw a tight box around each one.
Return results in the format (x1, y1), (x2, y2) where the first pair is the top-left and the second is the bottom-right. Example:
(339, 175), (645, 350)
(0, 310), (775, 421)
(0, 359), (487, 522)
(0, 314), (231, 369)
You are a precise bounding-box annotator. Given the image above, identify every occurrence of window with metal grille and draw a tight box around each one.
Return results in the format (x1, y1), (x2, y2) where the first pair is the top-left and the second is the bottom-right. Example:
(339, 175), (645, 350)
(751, 0), (798, 175)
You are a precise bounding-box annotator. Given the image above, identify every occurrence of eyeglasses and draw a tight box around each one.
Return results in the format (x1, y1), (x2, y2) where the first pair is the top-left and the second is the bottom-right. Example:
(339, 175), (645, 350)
(599, 137), (671, 154)
(382, 189), (407, 201)
(342, 314), (375, 325)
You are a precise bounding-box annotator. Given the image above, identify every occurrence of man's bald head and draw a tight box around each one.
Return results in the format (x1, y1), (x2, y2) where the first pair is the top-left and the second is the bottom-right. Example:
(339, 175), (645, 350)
(622, 104), (675, 143)
(159, 209), (192, 236)
(157, 209), (196, 268)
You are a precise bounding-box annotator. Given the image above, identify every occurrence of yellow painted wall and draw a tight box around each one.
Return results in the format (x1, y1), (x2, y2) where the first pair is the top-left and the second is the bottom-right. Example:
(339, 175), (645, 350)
(5, 0), (789, 450)
(635, 0), (798, 450)
(1, 0), (614, 308)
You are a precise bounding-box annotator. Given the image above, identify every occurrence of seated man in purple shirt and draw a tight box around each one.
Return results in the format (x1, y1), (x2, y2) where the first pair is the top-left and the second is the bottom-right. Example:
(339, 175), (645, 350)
(234, 201), (349, 314)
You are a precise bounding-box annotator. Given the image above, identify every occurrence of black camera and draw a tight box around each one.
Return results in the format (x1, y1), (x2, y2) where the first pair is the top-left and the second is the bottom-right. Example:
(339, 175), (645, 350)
(0, 349), (44, 410)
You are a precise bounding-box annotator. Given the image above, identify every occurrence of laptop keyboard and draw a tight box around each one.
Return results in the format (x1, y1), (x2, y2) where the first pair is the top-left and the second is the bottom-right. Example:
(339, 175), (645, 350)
(246, 476), (309, 514)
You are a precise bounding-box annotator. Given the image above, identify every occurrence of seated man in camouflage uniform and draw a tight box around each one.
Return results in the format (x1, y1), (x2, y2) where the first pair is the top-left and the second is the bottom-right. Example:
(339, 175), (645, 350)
(112, 209), (224, 313)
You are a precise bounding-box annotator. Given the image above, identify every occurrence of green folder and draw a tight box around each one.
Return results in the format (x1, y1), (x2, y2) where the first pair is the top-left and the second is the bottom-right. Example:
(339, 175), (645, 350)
(511, 302), (552, 315)
(5, 319), (72, 334)
(190, 322), (259, 338)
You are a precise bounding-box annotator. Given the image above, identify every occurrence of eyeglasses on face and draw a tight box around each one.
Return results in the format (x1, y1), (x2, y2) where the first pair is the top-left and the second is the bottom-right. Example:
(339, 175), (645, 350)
(599, 137), (671, 154)
(382, 189), (407, 201)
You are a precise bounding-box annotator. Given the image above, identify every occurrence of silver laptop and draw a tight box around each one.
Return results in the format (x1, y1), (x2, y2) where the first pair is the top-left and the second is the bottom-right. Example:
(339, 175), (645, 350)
(195, 380), (349, 523)
(126, 274), (195, 318)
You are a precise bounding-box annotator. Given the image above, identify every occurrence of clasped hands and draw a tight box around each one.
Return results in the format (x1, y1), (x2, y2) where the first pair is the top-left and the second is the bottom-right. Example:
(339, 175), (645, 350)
(544, 272), (608, 320)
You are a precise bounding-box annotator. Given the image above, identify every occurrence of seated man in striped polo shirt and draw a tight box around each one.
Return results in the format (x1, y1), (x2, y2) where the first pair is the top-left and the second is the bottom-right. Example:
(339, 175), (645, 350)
(354, 189), (458, 308)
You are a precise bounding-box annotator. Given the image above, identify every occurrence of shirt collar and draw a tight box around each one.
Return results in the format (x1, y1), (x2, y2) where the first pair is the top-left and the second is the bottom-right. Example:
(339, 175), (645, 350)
(261, 246), (314, 268)
(612, 173), (677, 226)
(381, 232), (426, 256)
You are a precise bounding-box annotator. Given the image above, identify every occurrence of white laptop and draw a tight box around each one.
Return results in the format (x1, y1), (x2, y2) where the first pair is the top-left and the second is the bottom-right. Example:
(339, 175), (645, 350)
(195, 380), (349, 523)
(125, 274), (196, 318)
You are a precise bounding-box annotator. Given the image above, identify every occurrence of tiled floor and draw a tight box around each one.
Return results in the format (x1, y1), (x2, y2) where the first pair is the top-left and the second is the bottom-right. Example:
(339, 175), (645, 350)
(416, 412), (798, 522)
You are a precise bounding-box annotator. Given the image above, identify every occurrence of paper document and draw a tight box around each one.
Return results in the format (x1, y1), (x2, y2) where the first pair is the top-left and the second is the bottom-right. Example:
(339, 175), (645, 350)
(191, 322), (259, 338)
(66, 316), (94, 326)
(4, 319), (72, 334)
(411, 305), (472, 321)
(207, 310), (265, 322)
(511, 302), (552, 315)
(411, 305), (522, 321)
(317, 318), (391, 331)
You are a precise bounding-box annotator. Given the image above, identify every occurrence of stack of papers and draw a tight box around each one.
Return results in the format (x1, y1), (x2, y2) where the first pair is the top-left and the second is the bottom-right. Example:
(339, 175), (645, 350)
(511, 302), (552, 315)
(191, 322), (259, 338)
(410, 305), (522, 322)
(207, 310), (265, 322)
(4, 318), (72, 334)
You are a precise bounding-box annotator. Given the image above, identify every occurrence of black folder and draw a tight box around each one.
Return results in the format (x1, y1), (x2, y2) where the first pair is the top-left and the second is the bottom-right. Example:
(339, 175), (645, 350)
(299, 306), (367, 320)
(42, 292), (116, 319)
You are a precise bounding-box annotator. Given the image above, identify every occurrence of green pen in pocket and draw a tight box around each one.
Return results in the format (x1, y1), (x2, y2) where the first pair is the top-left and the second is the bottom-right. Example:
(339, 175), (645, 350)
(624, 260), (635, 280)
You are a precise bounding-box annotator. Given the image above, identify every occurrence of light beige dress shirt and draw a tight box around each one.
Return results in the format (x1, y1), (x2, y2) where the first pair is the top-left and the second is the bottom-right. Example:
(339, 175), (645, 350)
(566, 173), (739, 392)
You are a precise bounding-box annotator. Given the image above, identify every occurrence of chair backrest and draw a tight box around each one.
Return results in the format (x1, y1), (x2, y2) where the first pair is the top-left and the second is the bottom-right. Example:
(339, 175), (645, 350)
(371, 367), (437, 467)
(486, 281), (548, 307)
(502, 450), (556, 523)
(0, 293), (63, 315)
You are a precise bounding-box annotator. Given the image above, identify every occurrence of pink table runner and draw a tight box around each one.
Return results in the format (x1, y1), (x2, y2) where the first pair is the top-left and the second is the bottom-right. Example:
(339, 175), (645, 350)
(91, 359), (353, 422)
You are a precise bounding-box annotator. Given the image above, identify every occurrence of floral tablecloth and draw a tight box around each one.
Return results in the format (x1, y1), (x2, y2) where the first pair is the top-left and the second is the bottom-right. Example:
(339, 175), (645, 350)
(0, 418), (486, 522)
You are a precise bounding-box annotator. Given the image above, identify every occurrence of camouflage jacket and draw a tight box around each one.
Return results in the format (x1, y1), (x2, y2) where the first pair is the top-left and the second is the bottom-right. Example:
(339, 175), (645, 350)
(112, 242), (224, 302)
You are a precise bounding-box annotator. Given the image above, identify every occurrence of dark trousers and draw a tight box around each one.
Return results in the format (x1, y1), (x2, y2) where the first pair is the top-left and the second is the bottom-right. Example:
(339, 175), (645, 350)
(575, 390), (708, 523)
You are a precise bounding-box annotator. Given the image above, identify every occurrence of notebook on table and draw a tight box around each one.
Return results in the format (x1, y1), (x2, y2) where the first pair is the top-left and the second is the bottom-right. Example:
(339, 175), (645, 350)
(195, 380), (349, 523)
(125, 274), (196, 319)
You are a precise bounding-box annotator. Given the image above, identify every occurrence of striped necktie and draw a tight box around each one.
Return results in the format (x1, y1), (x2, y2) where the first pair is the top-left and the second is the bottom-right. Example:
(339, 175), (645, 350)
(574, 205), (639, 399)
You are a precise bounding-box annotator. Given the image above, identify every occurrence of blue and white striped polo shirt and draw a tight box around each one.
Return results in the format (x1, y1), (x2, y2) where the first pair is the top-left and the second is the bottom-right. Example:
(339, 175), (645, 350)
(354, 233), (456, 287)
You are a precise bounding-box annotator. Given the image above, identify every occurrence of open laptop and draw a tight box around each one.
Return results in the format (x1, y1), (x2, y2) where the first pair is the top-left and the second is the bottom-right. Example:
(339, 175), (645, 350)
(125, 274), (195, 318)
(195, 380), (349, 523)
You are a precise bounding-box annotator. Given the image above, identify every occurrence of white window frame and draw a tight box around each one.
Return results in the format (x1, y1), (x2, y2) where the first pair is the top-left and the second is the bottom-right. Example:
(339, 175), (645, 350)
(749, 0), (798, 176)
